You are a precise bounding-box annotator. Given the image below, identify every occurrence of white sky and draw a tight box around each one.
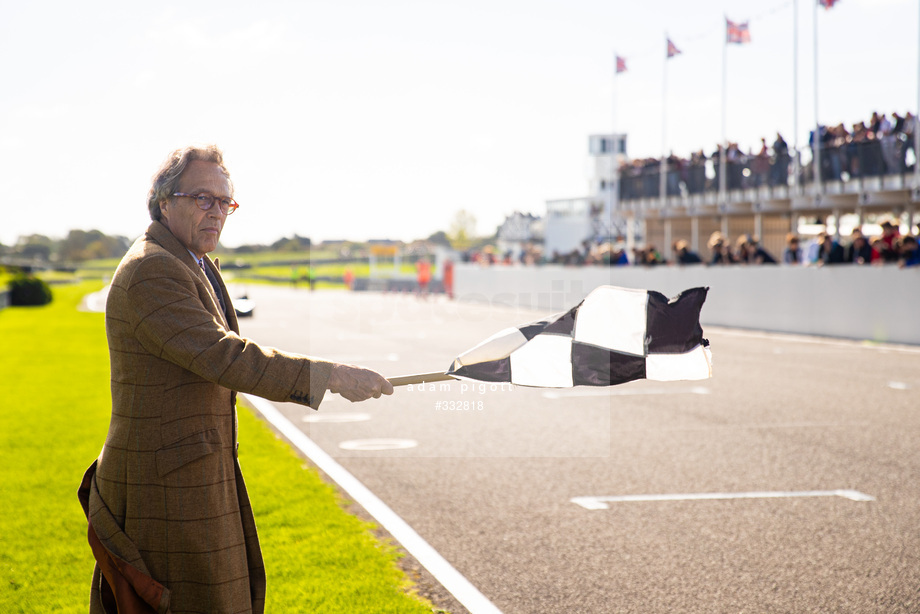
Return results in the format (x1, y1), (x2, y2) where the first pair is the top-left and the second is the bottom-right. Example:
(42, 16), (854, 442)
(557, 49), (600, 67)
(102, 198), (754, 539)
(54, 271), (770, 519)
(1, 0), (917, 247)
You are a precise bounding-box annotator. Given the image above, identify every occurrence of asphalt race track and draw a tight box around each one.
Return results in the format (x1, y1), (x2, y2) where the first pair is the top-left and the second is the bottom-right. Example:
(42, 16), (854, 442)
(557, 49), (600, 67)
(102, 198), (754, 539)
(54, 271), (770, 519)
(234, 284), (920, 614)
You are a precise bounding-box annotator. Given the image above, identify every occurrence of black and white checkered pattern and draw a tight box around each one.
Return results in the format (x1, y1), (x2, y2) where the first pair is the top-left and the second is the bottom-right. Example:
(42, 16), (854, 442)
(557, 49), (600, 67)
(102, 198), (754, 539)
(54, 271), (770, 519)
(447, 286), (711, 387)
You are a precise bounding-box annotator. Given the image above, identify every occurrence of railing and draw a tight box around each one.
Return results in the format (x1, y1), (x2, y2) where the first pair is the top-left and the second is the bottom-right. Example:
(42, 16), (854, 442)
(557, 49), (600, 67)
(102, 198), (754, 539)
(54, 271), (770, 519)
(615, 139), (919, 205)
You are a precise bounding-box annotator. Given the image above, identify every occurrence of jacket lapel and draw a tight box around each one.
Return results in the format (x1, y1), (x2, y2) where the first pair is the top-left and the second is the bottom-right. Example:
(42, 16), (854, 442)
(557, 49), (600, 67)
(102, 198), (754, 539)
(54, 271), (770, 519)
(204, 256), (238, 333)
(146, 222), (231, 329)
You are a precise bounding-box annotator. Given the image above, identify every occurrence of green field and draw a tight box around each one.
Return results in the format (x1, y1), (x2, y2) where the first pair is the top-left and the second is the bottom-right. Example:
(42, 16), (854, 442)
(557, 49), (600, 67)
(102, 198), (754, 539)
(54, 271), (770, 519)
(72, 249), (432, 289)
(0, 283), (442, 613)
(227, 262), (425, 283)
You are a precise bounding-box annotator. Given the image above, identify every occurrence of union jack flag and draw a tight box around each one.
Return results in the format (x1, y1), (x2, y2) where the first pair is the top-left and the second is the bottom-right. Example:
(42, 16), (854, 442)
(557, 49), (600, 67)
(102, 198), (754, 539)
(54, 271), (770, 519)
(616, 55), (627, 74)
(667, 38), (682, 58)
(726, 18), (751, 44)
(818, 0), (839, 8)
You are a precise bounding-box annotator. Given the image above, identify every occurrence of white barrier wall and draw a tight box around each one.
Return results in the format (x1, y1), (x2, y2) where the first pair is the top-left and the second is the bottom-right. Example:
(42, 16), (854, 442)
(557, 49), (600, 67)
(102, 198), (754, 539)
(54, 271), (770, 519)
(453, 264), (920, 345)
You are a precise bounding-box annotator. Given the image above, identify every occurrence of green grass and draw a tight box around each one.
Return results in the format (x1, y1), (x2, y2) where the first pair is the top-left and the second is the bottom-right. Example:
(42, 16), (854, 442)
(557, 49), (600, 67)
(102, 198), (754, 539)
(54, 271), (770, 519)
(73, 257), (123, 277)
(0, 282), (110, 612)
(210, 248), (342, 265)
(58, 249), (436, 290)
(0, 283), (441, 613)
(225, 262), (433, 290)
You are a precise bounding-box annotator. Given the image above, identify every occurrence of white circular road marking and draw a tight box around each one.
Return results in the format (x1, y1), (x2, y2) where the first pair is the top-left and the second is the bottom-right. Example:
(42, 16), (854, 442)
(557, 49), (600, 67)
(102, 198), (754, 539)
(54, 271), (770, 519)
(303, 412), (372, 423)
(338, 438), (418, 451)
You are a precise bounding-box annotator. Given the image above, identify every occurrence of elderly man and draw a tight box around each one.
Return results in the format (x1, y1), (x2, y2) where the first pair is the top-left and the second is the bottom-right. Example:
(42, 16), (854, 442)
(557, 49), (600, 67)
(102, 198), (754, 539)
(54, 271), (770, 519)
(78, 145), (392, 613)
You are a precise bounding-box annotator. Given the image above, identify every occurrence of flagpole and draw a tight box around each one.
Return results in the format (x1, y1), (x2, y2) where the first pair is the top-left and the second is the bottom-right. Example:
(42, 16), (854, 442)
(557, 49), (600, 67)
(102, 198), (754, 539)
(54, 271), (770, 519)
(813, 0), (822, 201)
(720, 18), (728, 209)
(611, 52), (619, 245)
(615, 54), (632, 256)
(660, 34), (668, 213)
(388, 372), (456, 387)
(612, 52), (619, 136)
(793, 0), (800, 196)
(915, 4), (920, 199)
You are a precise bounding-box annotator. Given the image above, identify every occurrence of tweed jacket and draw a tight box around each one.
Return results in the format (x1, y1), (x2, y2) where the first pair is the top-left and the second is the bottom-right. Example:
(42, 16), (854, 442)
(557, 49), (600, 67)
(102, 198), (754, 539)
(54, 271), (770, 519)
(80, 221), (334, 614)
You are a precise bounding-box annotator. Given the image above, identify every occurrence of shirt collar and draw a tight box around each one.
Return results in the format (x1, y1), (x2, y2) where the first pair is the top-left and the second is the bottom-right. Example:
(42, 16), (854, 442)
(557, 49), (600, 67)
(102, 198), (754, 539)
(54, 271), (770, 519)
(188, 249), (203, 268)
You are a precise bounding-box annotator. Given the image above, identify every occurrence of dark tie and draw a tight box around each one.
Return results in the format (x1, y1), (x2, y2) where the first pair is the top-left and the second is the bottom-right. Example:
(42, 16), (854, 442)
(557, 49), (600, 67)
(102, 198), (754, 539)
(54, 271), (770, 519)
(199, 259), (227, 315)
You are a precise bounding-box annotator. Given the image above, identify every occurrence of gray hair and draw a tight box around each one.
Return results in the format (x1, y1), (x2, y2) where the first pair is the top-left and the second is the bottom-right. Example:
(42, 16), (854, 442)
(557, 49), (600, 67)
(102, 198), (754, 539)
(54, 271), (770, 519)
(147, 145), (233, 221)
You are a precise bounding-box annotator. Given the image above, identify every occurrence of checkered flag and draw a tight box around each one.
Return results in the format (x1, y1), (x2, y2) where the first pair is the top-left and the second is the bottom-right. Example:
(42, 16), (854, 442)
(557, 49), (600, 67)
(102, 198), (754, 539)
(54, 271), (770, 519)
(446, 286), (711, 388)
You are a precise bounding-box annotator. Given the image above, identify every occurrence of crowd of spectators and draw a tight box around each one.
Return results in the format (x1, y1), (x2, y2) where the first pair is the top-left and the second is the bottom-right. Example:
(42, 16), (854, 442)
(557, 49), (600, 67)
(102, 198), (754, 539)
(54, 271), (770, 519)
(639, 221), (917, 268)
(617, 110), (917, 200)
(813, 111), (916, 181)
(703, 232), (778, 265)
(780, 219), (920, 267)
(464, 217), (920, 268)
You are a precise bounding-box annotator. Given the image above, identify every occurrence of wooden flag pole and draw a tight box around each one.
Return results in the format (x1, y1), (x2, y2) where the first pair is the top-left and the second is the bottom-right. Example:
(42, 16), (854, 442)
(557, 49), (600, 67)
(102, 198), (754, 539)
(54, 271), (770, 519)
(387, 372), (457, 387)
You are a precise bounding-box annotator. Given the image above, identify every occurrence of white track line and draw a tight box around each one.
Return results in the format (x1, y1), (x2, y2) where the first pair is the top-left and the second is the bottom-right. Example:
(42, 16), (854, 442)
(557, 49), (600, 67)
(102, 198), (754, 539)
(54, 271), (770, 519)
(571, 489), (876, 510)
(709, 326), (920, 354)
(242, 394), (502, 614)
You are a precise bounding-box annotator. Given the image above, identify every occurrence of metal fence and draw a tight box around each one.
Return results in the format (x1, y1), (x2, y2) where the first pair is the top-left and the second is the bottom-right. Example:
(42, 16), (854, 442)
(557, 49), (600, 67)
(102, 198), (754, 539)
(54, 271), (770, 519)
(617, 139), (916, 202)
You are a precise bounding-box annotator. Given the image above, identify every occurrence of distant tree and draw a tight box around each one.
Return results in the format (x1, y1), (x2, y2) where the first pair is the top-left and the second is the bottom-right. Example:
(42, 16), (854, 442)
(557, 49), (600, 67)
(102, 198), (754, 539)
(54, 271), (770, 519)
(38, 230), (131, 262)
(17, 242), (52, 261)
(426, 230), (452, 248)
(233, 244), (263, 254)
(270, 235), (311, 252)
(14, 234), (53, 260)
(58, 229), (129, 261)
(60, 230), (95, 260)
(448, 210), (478, 250)
(16, 234), (52, 246)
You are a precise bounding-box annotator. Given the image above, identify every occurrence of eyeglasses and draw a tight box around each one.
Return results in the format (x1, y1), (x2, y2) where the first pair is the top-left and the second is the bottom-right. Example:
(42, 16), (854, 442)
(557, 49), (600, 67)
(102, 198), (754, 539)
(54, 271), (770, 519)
(172, 192), (239, 215)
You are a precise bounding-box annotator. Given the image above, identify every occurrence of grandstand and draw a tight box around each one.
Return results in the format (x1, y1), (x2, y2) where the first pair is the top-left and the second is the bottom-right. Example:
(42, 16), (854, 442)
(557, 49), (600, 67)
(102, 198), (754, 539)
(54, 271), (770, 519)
(552, 121), (920, 260)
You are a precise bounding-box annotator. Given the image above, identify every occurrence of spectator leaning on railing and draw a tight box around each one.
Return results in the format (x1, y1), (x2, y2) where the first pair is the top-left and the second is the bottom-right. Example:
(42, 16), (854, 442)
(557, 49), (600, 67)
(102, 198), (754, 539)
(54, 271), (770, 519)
(707, 232), (736, 265)
(876, 219), (901, 262)
(815, 232), (846, 265)
(845, 229), (873, 264)
(673, 240), (703, 264)
(899, 236), (920, 267)
(747, 235), (777, 264)
(783, 233), (802, 264)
